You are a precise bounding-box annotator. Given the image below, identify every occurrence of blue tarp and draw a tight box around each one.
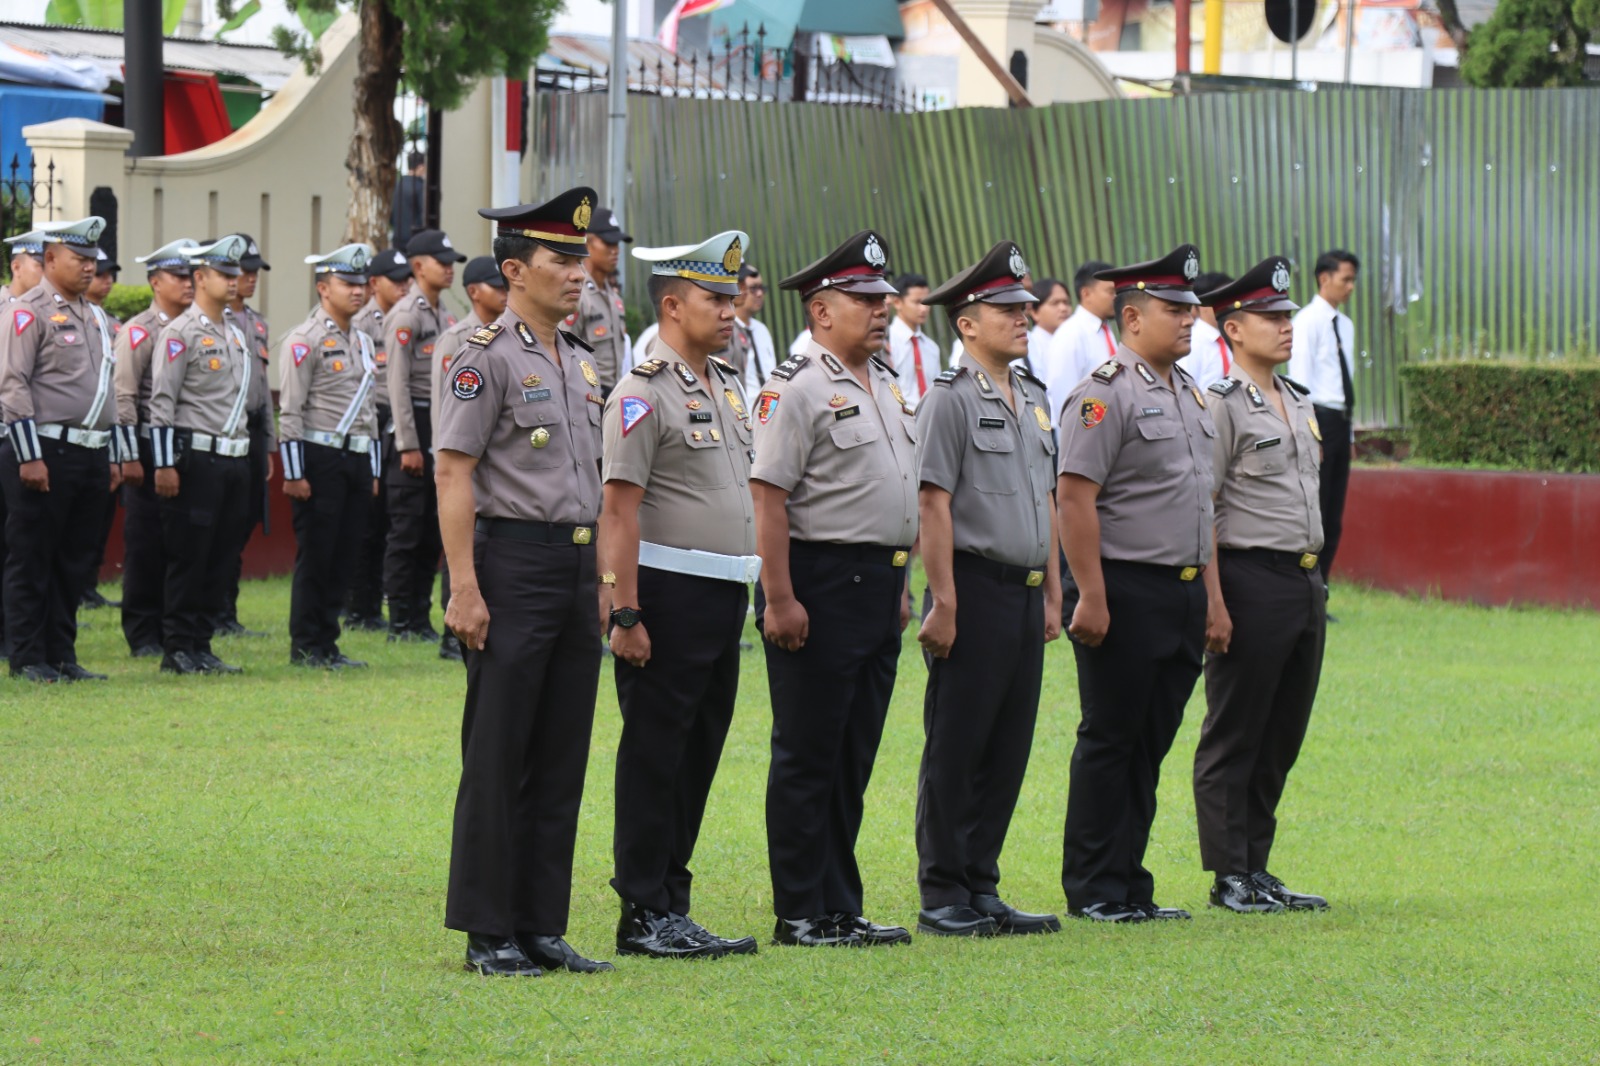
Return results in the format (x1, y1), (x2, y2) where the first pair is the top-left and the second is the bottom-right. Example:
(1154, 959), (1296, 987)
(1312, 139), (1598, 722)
(0, 83), (105, 174)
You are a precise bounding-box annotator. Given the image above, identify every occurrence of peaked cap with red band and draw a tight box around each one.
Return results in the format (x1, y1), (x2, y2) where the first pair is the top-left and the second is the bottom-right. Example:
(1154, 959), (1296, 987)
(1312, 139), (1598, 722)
(779, 230), (898, 301)
(1200, 255), (1299, 319)
(924, 241), (1039, 310)
(1096, 244), (1203, 306)
(479, 187), (597, 257)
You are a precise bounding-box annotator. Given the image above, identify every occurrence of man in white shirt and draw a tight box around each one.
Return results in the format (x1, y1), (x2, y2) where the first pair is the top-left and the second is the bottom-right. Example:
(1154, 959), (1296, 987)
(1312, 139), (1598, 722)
(1288, 249), (1360, 592)
(1177, 271), (1234, 388)
(734, 264), (779, 392)
(1042, 260), (1115, 428)
(1027, 278), (1072, 383)
(886, 273), (940, 409)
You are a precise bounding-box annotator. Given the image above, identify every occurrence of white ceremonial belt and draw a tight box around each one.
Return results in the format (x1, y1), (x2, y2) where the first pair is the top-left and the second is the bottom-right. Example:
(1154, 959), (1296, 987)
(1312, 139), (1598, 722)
(36, 423), (111, 449)
(305, 429), (374, 453)
(638, 541), (762, 584)
(188, 432), (251, 458)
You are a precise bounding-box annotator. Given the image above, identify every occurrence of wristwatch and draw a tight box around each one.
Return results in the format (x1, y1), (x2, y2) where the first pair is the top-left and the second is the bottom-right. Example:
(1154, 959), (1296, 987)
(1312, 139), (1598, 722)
(609, 606), (643, 628)
(599, 570), (617, 587)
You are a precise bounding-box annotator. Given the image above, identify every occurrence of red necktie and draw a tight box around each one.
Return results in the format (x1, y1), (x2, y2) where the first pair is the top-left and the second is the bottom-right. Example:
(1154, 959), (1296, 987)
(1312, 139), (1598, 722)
(1218, 336), (1230, 375)
(1101, 324), (1115, 356)
(911, 335), (927, 395)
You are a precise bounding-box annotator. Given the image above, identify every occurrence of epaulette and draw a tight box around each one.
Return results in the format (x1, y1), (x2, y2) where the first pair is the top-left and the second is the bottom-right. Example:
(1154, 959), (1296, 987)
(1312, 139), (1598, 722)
(466, 323), (503, 348)
(1015, 364), (1047, 388)
(1091, 360), (1123, 382)
(709, 356), (736, 378)
(560, 328), (595, 353)
(1281, 376), (1310, 396)
(933, 366), (965, 387)
(771, 355), (809, 381)
(632, 358), (668, 378)
(1208, 377), (1241, 397)
(868, 355), (895, 376)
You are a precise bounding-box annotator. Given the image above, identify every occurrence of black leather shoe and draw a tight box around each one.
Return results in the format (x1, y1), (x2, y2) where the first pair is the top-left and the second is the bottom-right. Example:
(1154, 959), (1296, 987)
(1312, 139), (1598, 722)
(1068, 901), (1148, 923)
(1210, 874), (1284, 914)
(344, 613), (386, 632)
(439, 633), (463, 661)
(386, 627), (418, 643)
(517, 934), (615, 973)
(160, 651), (205, 676)
(194, 652), (243, 676)
(410, 623), (441, 642)
(464, 933), (541, 976)
(672, 913), (758, 955)
(971, 894), (1061, 934)
(10, 663), (63, 683)
(328, 653), (368, 669)
(55, 662), (108, 681)
(131, 644), (163, 659)
(1252, 870), (1329, 911)
(1134, 902), (1193, 921)
(917, 904), (999, 937)
(291, 650), (333, 669)
(772, 916), (863, 947)
(81, 588), (117, 609)
(832, 913), (913, 946)
(616, 903), (726, 959)
(215, 619), (267, 638)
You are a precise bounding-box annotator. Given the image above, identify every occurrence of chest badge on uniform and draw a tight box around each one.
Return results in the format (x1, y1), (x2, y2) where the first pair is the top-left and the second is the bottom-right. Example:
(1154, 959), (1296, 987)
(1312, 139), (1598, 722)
(888, 381), (909, 409)
(395, 328), (411, 346)
(828, 394), (847, 408)
(724, 389), (746, 419)
(421, 344), (434, 356)
(691, 430), (704, 442)
(291, 343), (309, 366)
(49, 313), (68, 325)
(451, 366), (483, 400)
(620, 396), (653, 437)
(1033, 406), (1050, 431)
(1308, 415), (1323, 442)
(1080, 397), (1107, 429)
(1191, 386), (1206, 409)
(1135, 363), (1157, 385)
(1246, 383), (1266, 407)
(201, 336), (216, 347)
(207, 356), (222, 371)
(709, 428), (722, 442)
(323, 337), (338, 348)
(61, 333), (78, 344)
(331, 360), (346, 372)
(580, 360), (600, 388)
(686, 399), (702, 410)
(530, 427), (551, 448)
(979, 416), (1006, 429)
(520, 373), (541, 389)
(756, 391), (780, 424)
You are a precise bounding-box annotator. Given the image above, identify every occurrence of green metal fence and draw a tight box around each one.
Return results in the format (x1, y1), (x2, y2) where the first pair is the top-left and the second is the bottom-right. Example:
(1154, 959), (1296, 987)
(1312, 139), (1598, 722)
(529, 88), (1600, 429)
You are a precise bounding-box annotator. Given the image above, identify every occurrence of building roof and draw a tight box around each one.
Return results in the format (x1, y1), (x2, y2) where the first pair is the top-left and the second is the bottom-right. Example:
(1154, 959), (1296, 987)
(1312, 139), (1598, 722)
(0, 20), (300, 91)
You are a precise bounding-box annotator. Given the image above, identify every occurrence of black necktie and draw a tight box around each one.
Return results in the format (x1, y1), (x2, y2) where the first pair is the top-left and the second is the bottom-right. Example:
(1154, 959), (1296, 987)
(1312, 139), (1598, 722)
(1331, 316), (1354, 415)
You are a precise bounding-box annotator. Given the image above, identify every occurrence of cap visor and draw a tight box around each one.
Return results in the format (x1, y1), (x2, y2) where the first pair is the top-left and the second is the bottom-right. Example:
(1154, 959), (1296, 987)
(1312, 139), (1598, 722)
(533, 238), (590, 258)
(62, 244), (100, 259)
(1151, 290), (1201, 306)
(693, 279), (741, 297)
(979, 289), (1040, 307)
(835, 277), (899, 296)
(1250, 296), (1300, 313)
(439, 250), (468, 264)
(333, 271), (368, 284)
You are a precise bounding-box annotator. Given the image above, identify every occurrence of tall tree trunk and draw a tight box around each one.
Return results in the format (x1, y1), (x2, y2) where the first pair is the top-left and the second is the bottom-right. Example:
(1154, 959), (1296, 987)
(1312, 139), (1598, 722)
(344, 0), (404, 247)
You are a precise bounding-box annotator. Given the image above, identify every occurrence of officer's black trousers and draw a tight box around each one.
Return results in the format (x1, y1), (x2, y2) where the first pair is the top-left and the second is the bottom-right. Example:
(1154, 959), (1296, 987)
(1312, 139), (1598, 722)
(347, 404), (390, 621)
(1314, 405), (1352, 581)
(216, 421), (272, 626)
(120, 448), (164, 652)
(612, 567), (746, 915)
(757, 540), (904, 920)
(1194, 551), (1326, 875)
(90, 485), (117, 595)
(288, 443), (370, 658)
(916, 556), (1045, 909)
(159, 450), (250, 656)
(1062, 560), (1205, 909)
(1, 438), (106, 669)
(383, 403), (440, 631)
(446, 534), (600, 938)
(0, 447), (10, 654)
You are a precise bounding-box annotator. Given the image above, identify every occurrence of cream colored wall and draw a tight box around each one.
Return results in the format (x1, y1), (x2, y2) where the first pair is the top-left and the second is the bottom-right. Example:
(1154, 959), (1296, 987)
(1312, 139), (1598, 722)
(949, 0), (1122, 106)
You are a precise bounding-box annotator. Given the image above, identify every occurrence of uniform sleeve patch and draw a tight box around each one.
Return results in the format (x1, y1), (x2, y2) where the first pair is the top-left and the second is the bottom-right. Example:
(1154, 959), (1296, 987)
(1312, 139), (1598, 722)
(619, 396), (653, 437)
(395, 328), (411, 346)
(451, 366), (483, 400)
(128, 325), (148, 348)
(1080, 398), (1108, 429)
(291, 342), (310, 366)
(12, 309), (34, 334)
(166, 338), (186, 361)
(756, 390), (780, 424)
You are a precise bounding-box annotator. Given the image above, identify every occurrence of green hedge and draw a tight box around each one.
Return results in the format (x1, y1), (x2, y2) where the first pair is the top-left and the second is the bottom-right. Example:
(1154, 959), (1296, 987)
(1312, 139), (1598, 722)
(1398, 362), (1600, 473)
(104, 284), (153, 322)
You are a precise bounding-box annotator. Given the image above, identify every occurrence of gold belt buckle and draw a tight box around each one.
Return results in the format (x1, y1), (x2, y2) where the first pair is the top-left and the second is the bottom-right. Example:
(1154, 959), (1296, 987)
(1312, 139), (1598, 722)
(1025, 570), (1044, 587)
(1299, 553), (1319, 570)
(891, 550), (909, 567)
(572, 526), (593, 545)
(1179, 566), (1199, 582)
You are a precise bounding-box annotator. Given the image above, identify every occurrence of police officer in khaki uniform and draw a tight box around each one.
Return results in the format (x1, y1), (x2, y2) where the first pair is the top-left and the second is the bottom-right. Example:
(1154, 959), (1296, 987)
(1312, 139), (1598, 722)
(601, 230), (761, 961)
(147, 236), (254, 676)
(437, 188), (613, 977)
(1056, 245), (1215, 922)
(0, 231), (46, 661)
(346, 247), (411, 631)
(566, 206), (631, 391)
(385, 229), (462, 642)
(0, 217), (120, 682)
(278, 245), (381, 670)
(1192, 259), (1330, 914)
(912, 242), (1063, 938)
(751, 230), (918, 948)
(114, 239), (198, 657)
(429, 254), (507, 663)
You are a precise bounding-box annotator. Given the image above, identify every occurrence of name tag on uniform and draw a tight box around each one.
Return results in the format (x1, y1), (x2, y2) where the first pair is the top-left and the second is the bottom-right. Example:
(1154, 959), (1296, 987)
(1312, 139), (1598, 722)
(689, 411), (713, 423)
(1253, 436), (1283, 450)
(833, 406), (860, 420)
(522, 388), (552, 402)
(978, 417), (1005, 429)
(1139, 407), (1164, 418)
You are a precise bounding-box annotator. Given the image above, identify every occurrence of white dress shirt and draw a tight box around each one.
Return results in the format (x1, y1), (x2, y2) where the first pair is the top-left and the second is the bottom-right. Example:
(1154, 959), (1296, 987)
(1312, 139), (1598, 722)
(886, 316), (941, 409)
(739, 316), (779, 392)
(1043, 305), (1116, 426)
(628, 323), (658, 370)
(789, 328), (811, 357)
(1177, 316), (1230, 389)
(1289, 294), (1355, 412)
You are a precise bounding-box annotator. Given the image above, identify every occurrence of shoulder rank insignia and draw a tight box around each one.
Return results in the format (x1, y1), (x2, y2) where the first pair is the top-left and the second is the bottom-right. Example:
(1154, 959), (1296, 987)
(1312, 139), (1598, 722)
(933, 366), (965, 387)
(1091, 360), (1122, 383)
(868, 354), (895, 376)
(514, 321), (536, 347)
(974, 370), (993, 393)
(673, 362), (698, 388)
(1134, 363), (1158, 386)
(632, 358), (668, 378)
(820, 352), (845, 375)
(467, 323), (502, 347)
(560, 328), (595, 353)
(710, 355), (735, 377)
(1209, 377), (1241, 396)
(770, 355), (809, 381)
(1245, 382), (1266, 407)
(1282, 375), (1311, 396)
(1016, 364), (1047, 388)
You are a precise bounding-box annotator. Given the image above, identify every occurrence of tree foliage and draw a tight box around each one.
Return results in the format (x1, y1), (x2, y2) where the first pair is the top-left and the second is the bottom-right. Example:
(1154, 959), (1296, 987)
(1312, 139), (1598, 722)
(1460, 0), (1600, 87)
(44, 0), (185, 34)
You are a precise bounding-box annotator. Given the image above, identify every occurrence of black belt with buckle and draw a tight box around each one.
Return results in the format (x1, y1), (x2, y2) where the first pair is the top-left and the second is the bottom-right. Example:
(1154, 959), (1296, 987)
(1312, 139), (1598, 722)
(475, 517), (596, 545)
(953, 551), (1045, 588)
(790, 539), (912, 568)
(1221, 547), (1320, 571)
(1103, 559), (1205, 582)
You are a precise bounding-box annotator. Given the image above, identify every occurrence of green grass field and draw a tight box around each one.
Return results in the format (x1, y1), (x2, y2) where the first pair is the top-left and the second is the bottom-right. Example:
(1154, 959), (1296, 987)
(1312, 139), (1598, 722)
(3, 579), (1598, 1063)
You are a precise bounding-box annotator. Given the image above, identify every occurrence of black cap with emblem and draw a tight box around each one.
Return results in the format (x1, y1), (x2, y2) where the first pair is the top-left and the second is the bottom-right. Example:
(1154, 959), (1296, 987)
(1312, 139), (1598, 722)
(367, 247), (412, 282)
(479, 187), (598, 257)
(924, 241), (1040, 309)
(404, 228), (467, 264)
(779, 230), (898, 300)
(462, 255), (507, 289)
(1095, 244), (1203, 306)
(95, 248), (120, 276)
(232, 233), (270, 272)
(1200, 256), (1299, 319)
(588, 207), (633, 244)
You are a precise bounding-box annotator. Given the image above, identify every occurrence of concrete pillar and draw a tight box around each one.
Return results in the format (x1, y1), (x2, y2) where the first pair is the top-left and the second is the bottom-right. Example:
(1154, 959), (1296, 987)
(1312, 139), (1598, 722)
(22, 119), (134, 224)
(951, 0), (1039, 108)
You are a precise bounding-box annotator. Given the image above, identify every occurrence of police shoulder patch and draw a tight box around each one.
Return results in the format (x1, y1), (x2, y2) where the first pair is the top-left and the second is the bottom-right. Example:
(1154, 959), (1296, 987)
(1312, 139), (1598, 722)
(1209, 377), (1241, 396)
(632, 358), (668, 378)
(770, 355), (809, 381)
(451, 366), (484, 400)
(933, 367), (966, 387)
(1281, 375), (1311, 396)
(1091, 360), (1123, 382)
(467, 323), (503, 347)
(560, 328), (595, 353)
